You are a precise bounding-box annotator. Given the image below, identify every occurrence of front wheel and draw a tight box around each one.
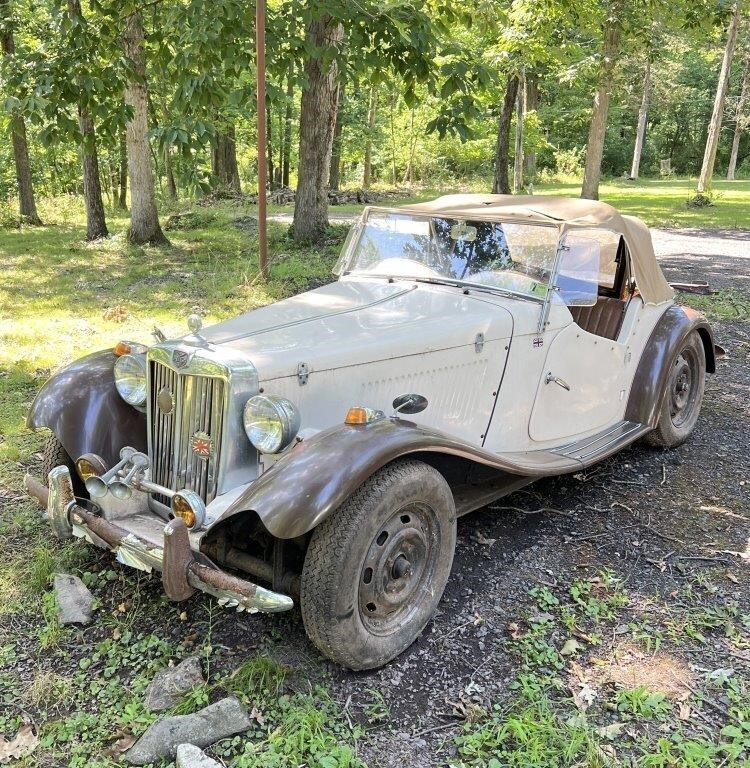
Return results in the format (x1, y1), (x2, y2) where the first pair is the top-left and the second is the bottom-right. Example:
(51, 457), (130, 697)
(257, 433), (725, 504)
(300, 460), (457, 670)
(645, 331), (706, 448)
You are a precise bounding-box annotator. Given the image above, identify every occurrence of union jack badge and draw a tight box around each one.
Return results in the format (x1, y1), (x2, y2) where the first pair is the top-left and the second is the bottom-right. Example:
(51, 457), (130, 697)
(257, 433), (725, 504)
(190, 431), (213, 459)
(532, 337), (544, 348)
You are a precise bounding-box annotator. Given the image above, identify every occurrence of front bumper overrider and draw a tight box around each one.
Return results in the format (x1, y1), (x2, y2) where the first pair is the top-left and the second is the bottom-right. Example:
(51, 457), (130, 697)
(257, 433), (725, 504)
(28, 466), (293, 614)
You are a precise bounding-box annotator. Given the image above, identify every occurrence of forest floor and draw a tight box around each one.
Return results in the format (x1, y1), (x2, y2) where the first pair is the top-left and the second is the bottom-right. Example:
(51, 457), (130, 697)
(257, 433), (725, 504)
(0, 188), (748, 767)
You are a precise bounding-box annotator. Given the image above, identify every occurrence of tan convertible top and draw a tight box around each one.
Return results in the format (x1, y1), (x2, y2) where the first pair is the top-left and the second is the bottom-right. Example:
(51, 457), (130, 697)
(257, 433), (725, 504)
(397, 194), (674, 305)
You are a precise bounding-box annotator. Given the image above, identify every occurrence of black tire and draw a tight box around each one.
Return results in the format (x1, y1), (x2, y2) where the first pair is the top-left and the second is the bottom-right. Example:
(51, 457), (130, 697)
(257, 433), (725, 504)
(41, 435), (86, 497)
(300, 459), (457, 670)
(645, 331), (706, 448)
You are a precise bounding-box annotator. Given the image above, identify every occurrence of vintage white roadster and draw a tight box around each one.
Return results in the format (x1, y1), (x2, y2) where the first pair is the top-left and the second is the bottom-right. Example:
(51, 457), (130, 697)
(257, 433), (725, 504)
(26, 194), (717, 669)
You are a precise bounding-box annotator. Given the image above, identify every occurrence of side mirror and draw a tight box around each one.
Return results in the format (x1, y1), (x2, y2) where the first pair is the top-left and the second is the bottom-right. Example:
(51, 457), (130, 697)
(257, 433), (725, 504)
(392, 394), (428, 415)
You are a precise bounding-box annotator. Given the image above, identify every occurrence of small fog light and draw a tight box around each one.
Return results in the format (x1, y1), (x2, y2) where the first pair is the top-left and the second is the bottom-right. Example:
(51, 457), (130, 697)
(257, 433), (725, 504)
(171, 490), (206, 530)
(76, 453), (108, 482)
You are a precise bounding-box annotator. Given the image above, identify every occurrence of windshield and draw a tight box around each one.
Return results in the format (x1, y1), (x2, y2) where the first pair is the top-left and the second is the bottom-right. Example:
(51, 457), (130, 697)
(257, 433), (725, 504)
(337, 210), (560, 300)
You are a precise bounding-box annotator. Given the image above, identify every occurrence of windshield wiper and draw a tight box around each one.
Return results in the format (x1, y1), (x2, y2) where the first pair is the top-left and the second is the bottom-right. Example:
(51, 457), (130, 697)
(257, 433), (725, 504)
(412, 277), (536, 302)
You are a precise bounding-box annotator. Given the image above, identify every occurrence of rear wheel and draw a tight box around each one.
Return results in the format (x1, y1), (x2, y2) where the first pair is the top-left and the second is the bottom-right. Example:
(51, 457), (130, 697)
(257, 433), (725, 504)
(41, 435), (86, 497)
(300, 459), (456, 670)
(645, 331), (706, 448)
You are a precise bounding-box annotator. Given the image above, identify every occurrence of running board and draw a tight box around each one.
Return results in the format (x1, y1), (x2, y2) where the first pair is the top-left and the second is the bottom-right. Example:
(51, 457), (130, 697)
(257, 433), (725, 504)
(499, 420), (651, 476)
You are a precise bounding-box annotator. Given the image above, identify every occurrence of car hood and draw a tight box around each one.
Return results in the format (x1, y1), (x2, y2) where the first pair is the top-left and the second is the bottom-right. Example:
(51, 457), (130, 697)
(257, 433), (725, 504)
(200, 278), (514, 382)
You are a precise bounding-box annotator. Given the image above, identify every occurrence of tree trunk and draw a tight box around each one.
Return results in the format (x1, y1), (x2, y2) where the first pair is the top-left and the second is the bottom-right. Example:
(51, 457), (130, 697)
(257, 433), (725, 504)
(79, 108), (109, 239)
(697, 1), (742, 194)
(292, 15), (344, 243)
(0, 1), (42, 225)
(117, 130), (128, 209)
(363, 85), (378, 189)
(282, 67), (294, 188)
(68, 0), (108, 240)
(211, 125), (241, 193)
(329, 79), (345, 190)
(123, 11), (168, 245)
(581, 5), (622, 200)
(728, 46), (750, 181)
(524, 74), (540, 181)
(630, 59), (652, 180)
(513, 72), (525, 193)
(267, 105), (274, 190)
(403, 107), (417, 184)
(492, 74), (519, 195)
(164, 145), (177, 199)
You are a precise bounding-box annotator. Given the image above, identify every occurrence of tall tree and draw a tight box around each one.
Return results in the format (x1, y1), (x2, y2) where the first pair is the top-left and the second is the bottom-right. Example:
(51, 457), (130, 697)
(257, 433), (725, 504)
(0, 0), (41, 224)
(123, 11), (168, 245)
(513, 71), (525, 193)
(727, 36), (750, 180)
(697, 1), (743, 195)
(363, 85), (378, 189)
(211, 125), (242, 193)
(282, 67), (294, 187)
(629, 58), (652, 180)
(524, 74), (540, 181)
(581, 0), (624, 200)
(328, 78), (345, 189)
(292, 14), (344, 242)
(492, 74), (519, 194)
(68, 0), (108, 240)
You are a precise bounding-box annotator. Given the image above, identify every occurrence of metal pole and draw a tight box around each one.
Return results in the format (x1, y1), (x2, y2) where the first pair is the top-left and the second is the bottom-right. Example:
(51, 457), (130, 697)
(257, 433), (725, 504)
(256, 0), (268, 280)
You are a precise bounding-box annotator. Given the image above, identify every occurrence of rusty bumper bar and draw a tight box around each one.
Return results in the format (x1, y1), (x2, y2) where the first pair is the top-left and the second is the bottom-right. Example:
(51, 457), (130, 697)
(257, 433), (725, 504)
(38, 466), (293, 614)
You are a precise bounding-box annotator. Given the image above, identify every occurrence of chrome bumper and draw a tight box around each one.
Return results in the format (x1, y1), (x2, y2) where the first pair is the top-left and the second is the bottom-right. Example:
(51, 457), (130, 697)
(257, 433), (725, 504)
(34, 466), (293, 614)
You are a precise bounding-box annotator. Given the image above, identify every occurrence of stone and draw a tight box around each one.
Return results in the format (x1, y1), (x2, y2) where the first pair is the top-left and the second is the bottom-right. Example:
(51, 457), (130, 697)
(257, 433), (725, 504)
(125, 697), (252, 765)
(175, 743), (223, 768)
(53, 573), (94, 625)
(145, 657), (204, 712)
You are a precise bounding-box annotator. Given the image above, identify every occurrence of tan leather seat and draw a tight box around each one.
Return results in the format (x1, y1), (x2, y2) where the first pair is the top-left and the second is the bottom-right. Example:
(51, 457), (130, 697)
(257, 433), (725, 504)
(569, 297), (626, 341)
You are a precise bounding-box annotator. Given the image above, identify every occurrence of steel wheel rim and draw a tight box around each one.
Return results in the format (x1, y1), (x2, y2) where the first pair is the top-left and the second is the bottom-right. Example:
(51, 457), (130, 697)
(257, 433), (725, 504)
(358, 502), (440, 636)
(669, 347), (699, 428)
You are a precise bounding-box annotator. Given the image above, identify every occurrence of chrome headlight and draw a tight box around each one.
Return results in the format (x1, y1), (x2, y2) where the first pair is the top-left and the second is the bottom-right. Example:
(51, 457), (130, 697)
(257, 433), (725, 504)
(114, 353), (147, 406)
(243, 394), (300, 454)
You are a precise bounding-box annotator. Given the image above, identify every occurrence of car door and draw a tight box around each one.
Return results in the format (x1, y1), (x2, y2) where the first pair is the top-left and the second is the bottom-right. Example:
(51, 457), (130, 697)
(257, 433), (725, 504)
(529, 228), (630, 443)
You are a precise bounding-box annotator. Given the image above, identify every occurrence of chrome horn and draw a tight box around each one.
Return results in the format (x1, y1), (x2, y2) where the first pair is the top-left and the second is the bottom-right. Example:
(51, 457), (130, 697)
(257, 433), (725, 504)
(84, 446), (136, 498)
(109, 452), (149, 500)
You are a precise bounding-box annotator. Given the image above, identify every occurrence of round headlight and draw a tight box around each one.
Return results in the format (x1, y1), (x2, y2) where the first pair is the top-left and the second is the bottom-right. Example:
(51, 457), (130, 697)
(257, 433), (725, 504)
(243, 395), (300, 454)
(114, 353), (147, 406)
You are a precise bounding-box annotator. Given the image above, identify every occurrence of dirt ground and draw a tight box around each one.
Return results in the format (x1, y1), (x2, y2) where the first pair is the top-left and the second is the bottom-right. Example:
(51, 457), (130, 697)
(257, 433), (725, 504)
(262, 226), (750, 766)
(5, 226), (749, 766)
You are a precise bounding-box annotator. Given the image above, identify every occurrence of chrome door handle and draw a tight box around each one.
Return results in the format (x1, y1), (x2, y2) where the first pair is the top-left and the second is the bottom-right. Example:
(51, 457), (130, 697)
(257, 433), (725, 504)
(545, 372), (571, 391)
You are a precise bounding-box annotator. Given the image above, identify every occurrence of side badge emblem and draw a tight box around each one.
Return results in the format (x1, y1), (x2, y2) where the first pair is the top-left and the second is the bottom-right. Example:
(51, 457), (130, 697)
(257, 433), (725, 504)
(172, 349), (190, 368)
(532, 337), (544, 348)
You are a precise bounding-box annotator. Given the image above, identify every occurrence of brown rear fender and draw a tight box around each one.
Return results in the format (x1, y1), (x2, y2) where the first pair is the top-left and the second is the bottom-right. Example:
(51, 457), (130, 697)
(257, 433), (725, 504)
(625, 305), (716, 429)
(218, 419), (552, 540)
(27, 349), (147, 467)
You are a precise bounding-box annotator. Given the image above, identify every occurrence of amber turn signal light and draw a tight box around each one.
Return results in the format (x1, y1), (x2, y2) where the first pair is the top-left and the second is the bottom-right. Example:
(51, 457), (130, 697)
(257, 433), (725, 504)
(113, 341), (132, 357)
(344, 406), (385, 426)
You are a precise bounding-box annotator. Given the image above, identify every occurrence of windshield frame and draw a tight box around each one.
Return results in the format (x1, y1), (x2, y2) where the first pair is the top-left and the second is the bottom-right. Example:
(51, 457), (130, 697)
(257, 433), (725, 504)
(335, 207), (564, 304)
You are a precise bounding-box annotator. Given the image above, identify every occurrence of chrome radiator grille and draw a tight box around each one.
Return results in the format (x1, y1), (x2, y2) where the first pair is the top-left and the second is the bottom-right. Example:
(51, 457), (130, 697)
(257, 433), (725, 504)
(149, 361), (226, 506)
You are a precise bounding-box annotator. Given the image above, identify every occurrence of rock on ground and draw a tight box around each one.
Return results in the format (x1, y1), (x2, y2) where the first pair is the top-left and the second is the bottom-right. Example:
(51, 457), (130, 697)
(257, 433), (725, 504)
(145, 657), (204, 712)
(53, 573), (94, 625)
(125, 697), (252, 765)
(176, 743), (223, 768)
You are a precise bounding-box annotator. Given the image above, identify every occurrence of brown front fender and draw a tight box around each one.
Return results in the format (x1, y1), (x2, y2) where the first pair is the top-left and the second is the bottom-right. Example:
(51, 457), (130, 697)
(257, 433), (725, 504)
(218, 419), (556, 539)
(625, 304), (716, 429)
(27, 349), (146, 466)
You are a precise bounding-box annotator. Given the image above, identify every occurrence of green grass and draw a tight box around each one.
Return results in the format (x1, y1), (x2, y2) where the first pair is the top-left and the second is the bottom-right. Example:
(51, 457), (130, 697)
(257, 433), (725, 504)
(0, 188), (747, 766)
(266, 177), (750, 229)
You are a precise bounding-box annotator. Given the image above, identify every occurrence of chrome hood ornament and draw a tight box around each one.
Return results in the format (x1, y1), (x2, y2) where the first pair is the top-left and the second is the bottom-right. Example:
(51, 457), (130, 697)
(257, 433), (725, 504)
(183, 313), (209, 348)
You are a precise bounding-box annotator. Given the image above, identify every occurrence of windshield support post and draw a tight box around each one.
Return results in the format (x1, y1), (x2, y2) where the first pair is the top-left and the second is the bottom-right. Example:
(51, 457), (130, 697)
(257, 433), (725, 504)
(537, 241), (569, 335)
